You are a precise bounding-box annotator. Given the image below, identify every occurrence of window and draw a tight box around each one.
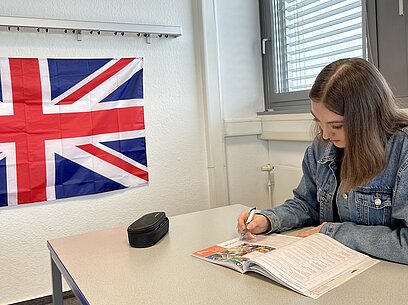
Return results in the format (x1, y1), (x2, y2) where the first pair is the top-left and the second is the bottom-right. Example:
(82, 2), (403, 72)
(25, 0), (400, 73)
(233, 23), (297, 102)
(259, 0), (367, 113)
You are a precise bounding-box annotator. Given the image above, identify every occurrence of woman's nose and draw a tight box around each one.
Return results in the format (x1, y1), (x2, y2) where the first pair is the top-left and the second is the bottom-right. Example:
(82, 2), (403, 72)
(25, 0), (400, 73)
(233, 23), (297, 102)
(321, 125), (331, 140)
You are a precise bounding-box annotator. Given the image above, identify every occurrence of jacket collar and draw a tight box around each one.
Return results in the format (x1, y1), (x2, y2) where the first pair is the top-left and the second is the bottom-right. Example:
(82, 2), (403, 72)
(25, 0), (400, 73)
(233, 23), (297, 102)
(318, 141), (339, 164)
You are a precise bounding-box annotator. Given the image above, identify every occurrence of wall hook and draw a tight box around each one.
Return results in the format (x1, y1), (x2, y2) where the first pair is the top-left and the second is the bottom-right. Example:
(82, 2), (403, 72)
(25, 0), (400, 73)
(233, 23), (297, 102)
(145, 33), (151, 44)
(77, 29), (82, 41)
(0, 15), (182, 43)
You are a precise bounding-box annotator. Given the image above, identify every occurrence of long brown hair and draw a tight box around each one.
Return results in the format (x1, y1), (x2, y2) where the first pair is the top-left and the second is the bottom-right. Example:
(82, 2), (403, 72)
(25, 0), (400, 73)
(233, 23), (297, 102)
(309, 58), (408, 191)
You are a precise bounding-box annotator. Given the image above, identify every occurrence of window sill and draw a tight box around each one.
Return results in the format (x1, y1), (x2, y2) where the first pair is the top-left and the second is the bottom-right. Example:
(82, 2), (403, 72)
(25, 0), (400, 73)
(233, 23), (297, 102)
(224, 109), (408, 141)
(258, 113), (313, 141)
(223, 113), (314, 141)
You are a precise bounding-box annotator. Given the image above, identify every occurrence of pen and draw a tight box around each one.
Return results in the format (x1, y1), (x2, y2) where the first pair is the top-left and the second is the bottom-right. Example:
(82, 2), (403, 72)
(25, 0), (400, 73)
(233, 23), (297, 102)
(240, 207), (256, 240)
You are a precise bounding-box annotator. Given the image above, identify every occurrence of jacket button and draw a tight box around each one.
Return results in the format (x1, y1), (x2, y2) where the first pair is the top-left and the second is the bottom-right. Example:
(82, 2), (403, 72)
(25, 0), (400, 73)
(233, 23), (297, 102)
(374, 198), (382, 206)
(342, 193), (348, 199)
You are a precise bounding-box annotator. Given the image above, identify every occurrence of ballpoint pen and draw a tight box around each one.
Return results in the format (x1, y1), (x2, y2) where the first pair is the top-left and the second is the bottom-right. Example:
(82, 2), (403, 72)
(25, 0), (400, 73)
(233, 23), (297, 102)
(240, 207), (256, 240)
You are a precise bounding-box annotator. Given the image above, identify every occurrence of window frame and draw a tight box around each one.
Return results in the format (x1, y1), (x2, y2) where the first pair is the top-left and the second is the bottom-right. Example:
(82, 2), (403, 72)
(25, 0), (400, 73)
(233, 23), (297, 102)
(259, 0), (371, 114)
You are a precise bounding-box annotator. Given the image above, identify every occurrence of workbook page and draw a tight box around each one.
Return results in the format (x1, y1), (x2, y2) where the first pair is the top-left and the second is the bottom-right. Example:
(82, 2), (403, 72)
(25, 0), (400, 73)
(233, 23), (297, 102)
(248, 233), (378, 298)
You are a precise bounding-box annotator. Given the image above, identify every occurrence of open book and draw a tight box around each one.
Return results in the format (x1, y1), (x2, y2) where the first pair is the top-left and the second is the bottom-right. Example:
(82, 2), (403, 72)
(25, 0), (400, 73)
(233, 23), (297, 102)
(192, 233), (378, 299)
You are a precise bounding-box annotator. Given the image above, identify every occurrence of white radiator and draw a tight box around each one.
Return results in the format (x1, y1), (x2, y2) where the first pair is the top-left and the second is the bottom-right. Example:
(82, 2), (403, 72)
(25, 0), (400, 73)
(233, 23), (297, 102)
(272, 165), (303, 207)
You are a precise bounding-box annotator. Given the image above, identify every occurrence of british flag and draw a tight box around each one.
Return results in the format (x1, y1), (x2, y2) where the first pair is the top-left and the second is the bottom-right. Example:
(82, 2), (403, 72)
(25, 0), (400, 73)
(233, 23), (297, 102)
(0, 57), (148, 207)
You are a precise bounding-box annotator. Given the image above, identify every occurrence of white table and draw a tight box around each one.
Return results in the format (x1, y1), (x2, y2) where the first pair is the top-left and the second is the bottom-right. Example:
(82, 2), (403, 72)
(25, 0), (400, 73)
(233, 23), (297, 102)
(47, 204), (408, 305)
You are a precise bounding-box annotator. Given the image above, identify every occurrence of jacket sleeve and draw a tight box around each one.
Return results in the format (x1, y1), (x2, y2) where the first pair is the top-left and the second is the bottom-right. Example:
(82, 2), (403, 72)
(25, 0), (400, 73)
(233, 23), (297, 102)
(259, 143), (321, 234)
(321, 159), (408, 265)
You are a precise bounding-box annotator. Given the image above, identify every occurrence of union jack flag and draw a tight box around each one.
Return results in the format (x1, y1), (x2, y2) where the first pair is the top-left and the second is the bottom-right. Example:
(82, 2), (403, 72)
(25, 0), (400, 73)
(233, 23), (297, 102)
(0, 57), (148, 207)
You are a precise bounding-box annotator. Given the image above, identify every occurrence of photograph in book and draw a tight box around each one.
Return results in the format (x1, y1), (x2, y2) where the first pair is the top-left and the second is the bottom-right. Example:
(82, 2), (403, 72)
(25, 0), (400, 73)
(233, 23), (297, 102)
(192, 234), (297, 273)
(197, 243), (275, 271)
(192, 233), (379, 299)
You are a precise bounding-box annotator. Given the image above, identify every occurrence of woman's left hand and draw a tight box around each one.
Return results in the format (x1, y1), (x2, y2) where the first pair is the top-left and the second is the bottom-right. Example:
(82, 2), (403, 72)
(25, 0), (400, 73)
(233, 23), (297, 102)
(296, 222), (327, 238)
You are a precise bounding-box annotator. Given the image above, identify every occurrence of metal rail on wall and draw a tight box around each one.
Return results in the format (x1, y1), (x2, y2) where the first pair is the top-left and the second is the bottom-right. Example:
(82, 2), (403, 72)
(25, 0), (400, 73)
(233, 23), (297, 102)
(0, 15), (182, 44)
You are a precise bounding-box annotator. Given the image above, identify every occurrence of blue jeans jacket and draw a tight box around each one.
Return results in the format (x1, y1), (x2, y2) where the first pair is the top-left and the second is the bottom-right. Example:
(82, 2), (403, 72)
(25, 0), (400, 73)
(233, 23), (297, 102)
(259, 127), (408, 264)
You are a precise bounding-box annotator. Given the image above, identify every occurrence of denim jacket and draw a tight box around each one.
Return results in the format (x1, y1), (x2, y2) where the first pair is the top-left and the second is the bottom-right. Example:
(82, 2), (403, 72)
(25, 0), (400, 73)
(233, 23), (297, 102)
(259, 127), (408, 264)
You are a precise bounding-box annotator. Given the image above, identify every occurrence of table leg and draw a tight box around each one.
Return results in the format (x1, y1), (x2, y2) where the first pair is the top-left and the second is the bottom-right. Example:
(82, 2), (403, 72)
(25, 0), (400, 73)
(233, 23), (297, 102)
(51, 256), (63, 305)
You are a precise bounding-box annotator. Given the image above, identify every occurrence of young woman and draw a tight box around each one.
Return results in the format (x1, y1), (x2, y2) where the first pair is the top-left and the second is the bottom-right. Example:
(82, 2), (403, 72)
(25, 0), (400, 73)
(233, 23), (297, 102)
(237, 58), (408, 264)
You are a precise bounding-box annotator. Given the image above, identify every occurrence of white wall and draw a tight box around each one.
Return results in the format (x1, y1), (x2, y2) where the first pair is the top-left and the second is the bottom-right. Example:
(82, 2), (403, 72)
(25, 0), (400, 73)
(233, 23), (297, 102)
(217, 0), (264, 118)
(0, 0), (211, 303)
(268, 141), (310, 205)
(216, 1), (310, 211)
(215, 0), (272, 210)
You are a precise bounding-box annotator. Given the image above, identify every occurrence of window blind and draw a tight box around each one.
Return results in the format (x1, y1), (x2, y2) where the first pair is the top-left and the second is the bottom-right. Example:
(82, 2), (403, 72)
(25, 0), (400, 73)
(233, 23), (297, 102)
(263, 0), (366, 113)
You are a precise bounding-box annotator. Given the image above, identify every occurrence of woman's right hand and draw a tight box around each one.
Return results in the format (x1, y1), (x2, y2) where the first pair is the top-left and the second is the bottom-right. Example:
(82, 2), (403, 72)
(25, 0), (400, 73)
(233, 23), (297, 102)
(237, 210), (271, 239)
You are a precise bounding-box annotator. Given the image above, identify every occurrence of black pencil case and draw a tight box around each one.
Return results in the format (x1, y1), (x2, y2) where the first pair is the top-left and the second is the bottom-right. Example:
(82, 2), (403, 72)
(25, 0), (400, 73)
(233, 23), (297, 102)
(127, 212), (169, 248)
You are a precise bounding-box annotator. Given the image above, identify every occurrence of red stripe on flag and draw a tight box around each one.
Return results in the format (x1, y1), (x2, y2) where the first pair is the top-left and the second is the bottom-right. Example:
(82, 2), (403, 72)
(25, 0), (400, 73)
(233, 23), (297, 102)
(9, 58), (48, 204)
(56, 58), (136, 105)
(76, 144), (148, 182)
